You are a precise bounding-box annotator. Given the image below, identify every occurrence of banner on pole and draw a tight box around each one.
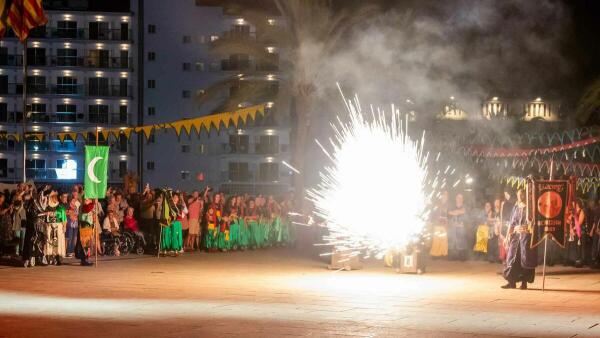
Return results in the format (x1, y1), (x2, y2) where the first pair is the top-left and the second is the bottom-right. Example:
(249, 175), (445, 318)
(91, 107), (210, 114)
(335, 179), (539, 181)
(84, 145), (109, 199)
(530, 180), (569, 248)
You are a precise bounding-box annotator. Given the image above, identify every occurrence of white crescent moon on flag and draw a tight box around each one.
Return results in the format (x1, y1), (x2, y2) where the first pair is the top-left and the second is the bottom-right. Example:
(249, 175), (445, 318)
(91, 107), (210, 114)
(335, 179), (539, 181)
(87, 156), (103, 184)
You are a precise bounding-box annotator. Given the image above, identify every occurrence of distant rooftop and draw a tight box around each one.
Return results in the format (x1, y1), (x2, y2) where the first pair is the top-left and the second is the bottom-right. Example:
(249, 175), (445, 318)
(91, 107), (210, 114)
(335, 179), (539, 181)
(43, 0), (130, 13)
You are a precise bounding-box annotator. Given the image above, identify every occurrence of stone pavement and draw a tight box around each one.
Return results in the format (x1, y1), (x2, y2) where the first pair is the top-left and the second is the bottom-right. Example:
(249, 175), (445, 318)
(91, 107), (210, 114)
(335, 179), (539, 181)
(0, 248), (599, 338)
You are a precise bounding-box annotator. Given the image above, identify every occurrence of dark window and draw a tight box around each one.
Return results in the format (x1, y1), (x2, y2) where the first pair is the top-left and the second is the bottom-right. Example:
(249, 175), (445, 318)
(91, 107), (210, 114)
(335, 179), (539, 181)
(119, 78), (128, 97)
(0, 75), (7, 94)
(229, 135), (249, 154)
(148, 79), (155, 89)
(148, 24), (156, 34)
(119, 105), (128, 123)
(120, 22), (129, 40)
(56, 76), (77, 94)
(256, 135), (279, 154)
(27, 76), (46, 94)
(147, 106), (155, 116)
(88, 49), (109, 68)
(29, 103), (47, 122)
(182, 35), (191, 43)
(26, 159), (45, 169)
(56, 48), (77, 66)
(181, 145), (190, 153)
(147, 161), (155, 170)
(0, 103), (6, 122)
(182, 62), (190, 71)
(228, 162), (249, 182)
(0, 158), (7, 178)
(119, 160), (127, 178)
(182, 90), (190, 98)
(89, 21), (109, 40)
(88, 77), (109, 96)
(148, 52), (155, 61)
(118, 134), (127, 152)
(0, 47), (7, 66)
(56, 104), (76, 122)
(230, 24), (250, 39)
(148, 134), (155, 143)
(57, 20), (77, 38)
(27, 48), (46, 66)
(119, 50), (129, 68)
(259, 162), (279, 181)
(88, 105), (108, 123)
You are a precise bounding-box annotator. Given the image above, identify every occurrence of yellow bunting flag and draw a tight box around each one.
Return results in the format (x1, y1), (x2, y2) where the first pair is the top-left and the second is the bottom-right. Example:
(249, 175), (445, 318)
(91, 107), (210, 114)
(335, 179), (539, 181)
(135, 125), (154, 140)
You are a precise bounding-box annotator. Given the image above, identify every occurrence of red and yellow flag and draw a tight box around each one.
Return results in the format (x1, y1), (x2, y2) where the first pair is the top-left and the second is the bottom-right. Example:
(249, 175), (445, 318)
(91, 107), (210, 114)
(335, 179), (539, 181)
(0, 0), (10, 38)
(7, 0), (47, 42)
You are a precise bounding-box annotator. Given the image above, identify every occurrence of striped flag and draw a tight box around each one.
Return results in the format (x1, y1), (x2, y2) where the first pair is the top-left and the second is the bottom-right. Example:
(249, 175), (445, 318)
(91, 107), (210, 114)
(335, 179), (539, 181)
(7, 0), (47, 42)
(0, 0), (10, 38)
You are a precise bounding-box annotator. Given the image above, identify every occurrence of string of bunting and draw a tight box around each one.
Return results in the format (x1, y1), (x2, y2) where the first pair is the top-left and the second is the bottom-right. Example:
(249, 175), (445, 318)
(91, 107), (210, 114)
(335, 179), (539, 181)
(0, 104), (266, 142)
(459, 136), (600, 158)
(502, 175), (600, 194)
(453, 126), (598, 148)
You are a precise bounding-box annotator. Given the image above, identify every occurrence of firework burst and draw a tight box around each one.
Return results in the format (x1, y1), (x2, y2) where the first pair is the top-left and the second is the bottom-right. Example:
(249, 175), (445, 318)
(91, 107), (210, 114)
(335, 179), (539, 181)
(308, 91), (435, 259)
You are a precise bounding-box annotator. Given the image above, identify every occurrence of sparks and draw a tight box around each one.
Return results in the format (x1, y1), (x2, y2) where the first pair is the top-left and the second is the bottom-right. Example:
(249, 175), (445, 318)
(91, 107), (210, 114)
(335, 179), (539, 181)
(308, 92), (432, 259)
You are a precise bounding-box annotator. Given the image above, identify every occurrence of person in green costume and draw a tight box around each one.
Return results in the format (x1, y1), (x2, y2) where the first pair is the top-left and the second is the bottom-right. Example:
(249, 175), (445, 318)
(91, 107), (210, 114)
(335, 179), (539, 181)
(204, 204), (219, 251)
(158, 189), (184, 256)
(244, 199), (261, 248)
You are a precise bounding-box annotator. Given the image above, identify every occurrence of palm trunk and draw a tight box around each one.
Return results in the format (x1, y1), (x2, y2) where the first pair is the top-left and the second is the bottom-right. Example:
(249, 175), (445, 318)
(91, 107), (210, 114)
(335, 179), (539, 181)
(291, 94), (312, 210)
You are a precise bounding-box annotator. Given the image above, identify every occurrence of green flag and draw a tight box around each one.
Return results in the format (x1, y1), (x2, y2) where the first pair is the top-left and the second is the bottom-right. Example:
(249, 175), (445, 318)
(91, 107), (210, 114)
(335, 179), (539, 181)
(84, 145), (109, 199)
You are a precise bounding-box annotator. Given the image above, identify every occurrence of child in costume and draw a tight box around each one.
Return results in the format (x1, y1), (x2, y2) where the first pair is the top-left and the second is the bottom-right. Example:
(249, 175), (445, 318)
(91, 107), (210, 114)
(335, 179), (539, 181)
(75, 198), (96, 266)
(204, 204), (219, 252)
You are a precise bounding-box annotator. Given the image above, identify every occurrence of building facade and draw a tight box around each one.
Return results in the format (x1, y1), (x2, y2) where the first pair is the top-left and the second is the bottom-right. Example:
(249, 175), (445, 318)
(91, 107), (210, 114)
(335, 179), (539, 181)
(0, 0), (138, 185)
(142, 0), (292, 195)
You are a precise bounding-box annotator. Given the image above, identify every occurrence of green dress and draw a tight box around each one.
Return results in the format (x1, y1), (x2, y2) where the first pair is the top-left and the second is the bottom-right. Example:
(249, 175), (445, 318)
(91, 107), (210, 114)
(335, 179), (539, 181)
(160, 220), (183, 252)
(237, 218), (249, 248)
(228, 217), (241, 249)
(248, 220), (261, 248)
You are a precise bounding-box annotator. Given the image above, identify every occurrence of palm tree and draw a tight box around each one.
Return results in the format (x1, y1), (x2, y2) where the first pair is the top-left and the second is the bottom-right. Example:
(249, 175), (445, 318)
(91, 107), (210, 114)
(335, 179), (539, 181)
(198, 0), (379, 206)
(576, 77), (600, 124)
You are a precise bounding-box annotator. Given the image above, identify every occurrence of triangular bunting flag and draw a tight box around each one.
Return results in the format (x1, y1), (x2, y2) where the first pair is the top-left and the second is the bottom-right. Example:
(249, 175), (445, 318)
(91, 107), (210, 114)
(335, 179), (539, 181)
(57, 133), (67, 143)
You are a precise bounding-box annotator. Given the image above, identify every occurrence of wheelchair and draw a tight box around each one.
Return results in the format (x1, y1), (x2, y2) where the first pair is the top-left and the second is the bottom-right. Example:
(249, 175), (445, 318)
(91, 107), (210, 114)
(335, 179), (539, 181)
(100, 231), (125, 256)
(122, 230), (145, 255)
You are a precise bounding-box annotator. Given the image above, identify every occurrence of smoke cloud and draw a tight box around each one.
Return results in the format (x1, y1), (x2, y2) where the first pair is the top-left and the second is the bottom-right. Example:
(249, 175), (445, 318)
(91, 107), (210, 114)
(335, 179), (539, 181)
(311, 0), (571, 119)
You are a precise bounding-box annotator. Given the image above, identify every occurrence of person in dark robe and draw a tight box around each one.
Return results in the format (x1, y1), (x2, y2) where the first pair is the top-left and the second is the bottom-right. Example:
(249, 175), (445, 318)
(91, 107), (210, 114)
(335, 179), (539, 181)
(502, 189), (537, 289)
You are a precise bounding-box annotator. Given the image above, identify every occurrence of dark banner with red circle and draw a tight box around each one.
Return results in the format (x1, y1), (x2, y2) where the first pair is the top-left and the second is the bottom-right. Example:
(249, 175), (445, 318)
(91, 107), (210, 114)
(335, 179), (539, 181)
(530, 180), (570, 248)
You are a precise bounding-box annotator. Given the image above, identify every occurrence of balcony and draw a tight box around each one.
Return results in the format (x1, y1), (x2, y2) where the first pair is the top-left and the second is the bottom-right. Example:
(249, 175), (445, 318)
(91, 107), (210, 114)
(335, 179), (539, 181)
(221, 59), (252, 71)
(220, 58), (279, 72)
(4, 27), (132, 42)
(1, 54), (132, 69)
(3, 167), (127, 182)
(220, 170), (282, 183)
(0, 83), (133, 98)
(0, 111), (132, 125)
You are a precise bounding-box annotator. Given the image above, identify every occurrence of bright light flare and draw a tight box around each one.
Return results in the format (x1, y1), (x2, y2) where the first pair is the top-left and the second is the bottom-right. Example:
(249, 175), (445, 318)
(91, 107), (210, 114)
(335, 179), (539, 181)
(308, 92), (432, 259)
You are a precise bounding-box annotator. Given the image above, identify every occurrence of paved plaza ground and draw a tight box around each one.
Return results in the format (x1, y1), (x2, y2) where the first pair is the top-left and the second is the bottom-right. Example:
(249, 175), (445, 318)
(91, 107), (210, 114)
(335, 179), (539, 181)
(0, 247), (599, 338)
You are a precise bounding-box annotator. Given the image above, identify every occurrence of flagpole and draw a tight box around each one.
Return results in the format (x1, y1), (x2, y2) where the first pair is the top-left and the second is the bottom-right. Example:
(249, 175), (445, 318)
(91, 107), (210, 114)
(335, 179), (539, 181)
(94, 125), (99, 267)
(542, 157), (555, 292)
(21, 37), (27, 183)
